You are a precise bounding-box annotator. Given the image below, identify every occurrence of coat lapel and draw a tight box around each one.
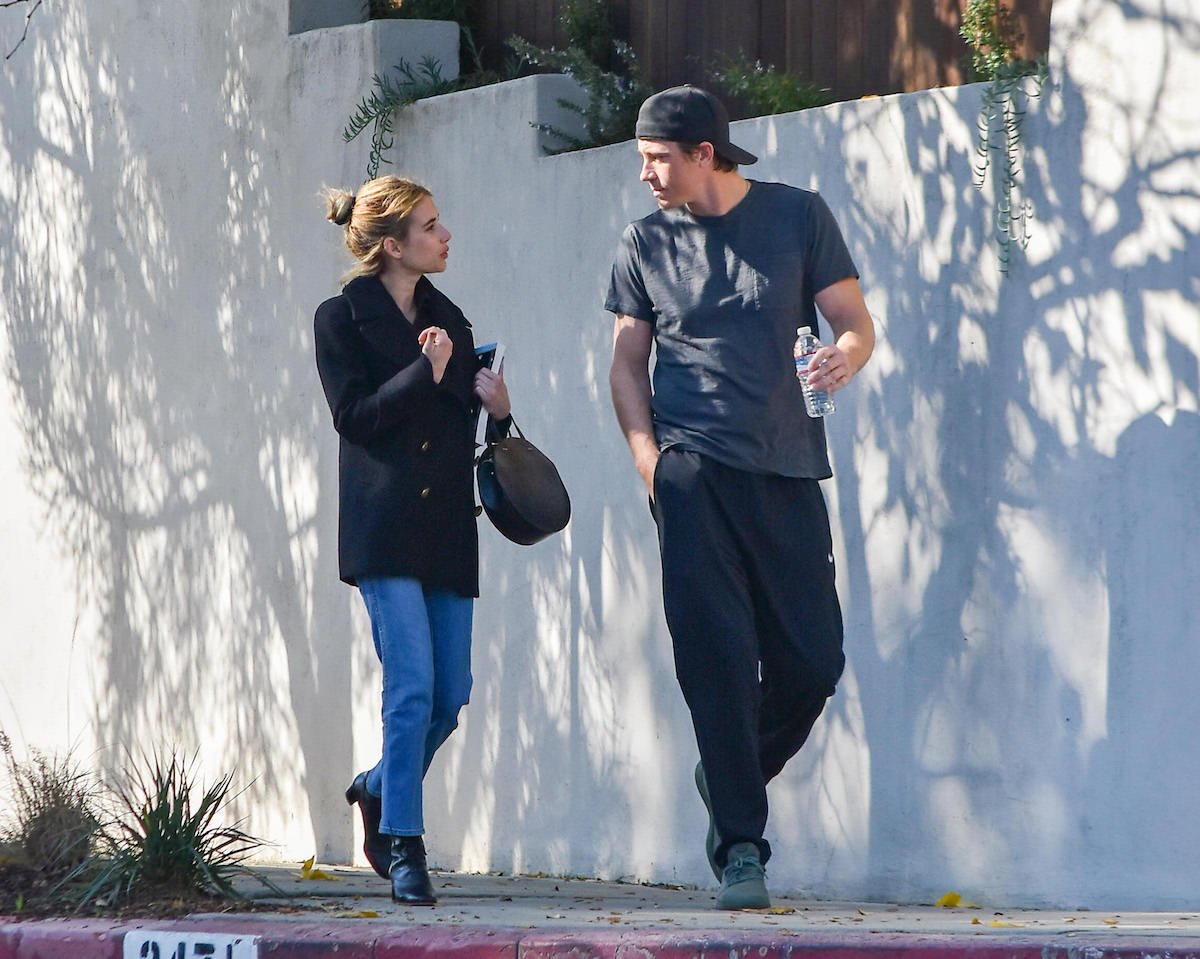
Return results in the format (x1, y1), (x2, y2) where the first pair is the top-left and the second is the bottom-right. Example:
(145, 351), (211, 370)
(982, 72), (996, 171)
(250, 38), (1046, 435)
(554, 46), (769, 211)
(342, 274), (476, 409)
(343, 275), (418, 370)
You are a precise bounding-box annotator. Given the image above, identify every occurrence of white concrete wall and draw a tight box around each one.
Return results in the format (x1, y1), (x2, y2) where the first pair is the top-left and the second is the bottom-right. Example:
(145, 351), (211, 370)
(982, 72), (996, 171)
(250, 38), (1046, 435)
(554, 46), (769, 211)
(0, 0), (1196, 910)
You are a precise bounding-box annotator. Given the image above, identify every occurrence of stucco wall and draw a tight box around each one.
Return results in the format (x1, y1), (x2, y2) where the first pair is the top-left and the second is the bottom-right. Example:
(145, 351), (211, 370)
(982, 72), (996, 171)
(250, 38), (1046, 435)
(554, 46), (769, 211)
(0, 0), (1196, 910)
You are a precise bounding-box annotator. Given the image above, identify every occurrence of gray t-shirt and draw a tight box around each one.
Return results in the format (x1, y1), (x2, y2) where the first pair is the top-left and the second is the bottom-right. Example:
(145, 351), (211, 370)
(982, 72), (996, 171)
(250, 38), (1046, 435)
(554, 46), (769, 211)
(604, 179), (858, 478)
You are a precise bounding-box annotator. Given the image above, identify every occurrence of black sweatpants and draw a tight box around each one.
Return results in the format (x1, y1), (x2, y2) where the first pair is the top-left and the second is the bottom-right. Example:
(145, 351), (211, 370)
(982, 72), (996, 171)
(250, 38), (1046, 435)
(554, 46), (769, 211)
(651, 447), (845, 867)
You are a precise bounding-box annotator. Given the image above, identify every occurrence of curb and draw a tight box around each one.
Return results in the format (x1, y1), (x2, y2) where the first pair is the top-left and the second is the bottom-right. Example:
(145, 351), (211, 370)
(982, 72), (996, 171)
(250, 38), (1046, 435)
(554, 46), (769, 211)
(5, 917), (1200, 959)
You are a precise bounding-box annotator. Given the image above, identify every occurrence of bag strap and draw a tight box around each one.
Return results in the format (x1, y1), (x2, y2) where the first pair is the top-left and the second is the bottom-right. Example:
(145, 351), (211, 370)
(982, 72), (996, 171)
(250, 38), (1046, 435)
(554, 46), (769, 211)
(474, 414), (515, 515)
(475, 409), (518, 452)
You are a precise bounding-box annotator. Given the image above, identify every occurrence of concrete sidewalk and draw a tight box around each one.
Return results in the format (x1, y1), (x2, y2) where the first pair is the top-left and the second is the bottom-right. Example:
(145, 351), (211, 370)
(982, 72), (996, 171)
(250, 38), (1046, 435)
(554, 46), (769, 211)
(3, 864), (1200, 957)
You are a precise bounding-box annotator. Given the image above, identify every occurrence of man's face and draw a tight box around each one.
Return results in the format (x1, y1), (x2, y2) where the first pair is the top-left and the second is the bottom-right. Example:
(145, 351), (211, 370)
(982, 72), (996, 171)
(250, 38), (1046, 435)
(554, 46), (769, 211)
(637, 138), (703, 209)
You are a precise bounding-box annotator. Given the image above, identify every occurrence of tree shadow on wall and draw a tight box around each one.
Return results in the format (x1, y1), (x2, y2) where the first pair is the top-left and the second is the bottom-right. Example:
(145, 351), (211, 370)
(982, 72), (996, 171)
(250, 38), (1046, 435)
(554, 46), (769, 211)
(1083, 410), (1200, 908)
(0, 3), (349, 851)
(752, 0), (1198, 905)
(414, 134), (700, 878)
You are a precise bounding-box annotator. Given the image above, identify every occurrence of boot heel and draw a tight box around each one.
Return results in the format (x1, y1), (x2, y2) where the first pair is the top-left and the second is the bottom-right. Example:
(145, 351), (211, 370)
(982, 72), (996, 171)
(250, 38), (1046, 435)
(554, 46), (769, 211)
(346, 770), (368, 805)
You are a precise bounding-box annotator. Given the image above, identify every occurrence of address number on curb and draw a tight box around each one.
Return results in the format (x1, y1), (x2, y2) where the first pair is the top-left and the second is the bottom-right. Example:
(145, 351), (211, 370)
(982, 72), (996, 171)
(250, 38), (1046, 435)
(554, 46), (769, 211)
(123, 931), (260, 959)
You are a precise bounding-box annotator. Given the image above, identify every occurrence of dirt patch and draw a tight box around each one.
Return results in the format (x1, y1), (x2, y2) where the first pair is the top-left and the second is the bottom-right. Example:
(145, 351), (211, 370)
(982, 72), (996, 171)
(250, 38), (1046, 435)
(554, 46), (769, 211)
(0, 864), (313, 920)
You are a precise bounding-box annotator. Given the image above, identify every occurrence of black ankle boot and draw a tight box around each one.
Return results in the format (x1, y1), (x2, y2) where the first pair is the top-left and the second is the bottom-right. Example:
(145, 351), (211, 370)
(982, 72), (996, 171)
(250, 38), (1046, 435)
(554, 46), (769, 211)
(389, 835), (436, 905)
(344, 772), (390, 880)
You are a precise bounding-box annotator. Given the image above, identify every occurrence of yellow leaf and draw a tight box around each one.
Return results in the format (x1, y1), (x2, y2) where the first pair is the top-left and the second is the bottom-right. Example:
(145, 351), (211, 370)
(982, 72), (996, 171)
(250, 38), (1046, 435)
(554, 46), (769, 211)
(1104, 918), (1119, 926)
(937, 891), (981, 908)
(300, 855), (337, 881)
(971, 917), (981, 925)
(350, 910), (380, 918)
(767, 906), (797, 915)
(989, 919), (1023, 928)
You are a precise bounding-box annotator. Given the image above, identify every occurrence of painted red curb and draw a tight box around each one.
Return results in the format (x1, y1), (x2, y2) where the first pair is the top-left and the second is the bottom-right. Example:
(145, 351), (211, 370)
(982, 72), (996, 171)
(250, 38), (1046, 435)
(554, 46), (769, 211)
(3, 917), (1200, 959)
(504, 929), (1200, 959)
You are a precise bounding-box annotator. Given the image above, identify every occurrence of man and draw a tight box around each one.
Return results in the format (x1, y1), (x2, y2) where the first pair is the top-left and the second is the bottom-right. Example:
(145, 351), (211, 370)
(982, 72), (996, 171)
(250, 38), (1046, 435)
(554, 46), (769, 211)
(605, 86), (874, 910)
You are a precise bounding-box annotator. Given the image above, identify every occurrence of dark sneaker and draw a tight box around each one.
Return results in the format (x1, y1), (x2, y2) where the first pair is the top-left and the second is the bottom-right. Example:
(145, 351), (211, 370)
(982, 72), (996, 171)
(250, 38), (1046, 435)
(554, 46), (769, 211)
(716, 841), (770, 910)
(693, 762), (721, 880)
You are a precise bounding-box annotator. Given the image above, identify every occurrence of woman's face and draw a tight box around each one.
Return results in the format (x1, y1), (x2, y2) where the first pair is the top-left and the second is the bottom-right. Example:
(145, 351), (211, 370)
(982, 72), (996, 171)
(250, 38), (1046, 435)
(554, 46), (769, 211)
(391, 196), (451, 275)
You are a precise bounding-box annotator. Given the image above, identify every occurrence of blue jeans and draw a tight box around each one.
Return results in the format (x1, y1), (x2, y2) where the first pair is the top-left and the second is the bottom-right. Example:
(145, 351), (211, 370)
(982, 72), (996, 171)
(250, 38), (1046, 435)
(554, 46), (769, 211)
(358, 577), (473, 836)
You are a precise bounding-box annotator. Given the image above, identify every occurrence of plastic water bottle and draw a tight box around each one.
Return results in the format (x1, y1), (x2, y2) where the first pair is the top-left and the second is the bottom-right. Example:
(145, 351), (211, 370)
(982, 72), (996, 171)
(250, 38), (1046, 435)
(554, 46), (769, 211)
(794, 326), (835, 418)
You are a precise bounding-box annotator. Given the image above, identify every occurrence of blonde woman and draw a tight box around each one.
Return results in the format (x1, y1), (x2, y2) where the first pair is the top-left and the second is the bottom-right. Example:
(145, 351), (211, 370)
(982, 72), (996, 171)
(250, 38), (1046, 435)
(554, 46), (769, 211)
(314, 176), (510, 905)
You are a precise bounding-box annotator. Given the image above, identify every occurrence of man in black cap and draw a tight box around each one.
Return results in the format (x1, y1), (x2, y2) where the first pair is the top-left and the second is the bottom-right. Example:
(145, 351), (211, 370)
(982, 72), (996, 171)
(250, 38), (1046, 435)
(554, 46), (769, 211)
(605, 86), (874, 909)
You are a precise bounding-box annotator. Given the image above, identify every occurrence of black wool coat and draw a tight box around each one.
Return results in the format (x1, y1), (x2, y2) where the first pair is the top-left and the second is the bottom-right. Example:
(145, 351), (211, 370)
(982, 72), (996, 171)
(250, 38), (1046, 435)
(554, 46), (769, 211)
(314, 274), (482, 596)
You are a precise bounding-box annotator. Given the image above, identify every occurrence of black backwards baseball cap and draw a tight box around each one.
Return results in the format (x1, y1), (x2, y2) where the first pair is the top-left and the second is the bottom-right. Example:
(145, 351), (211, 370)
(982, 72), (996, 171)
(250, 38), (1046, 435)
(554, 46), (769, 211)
(635, 85), (758, 166)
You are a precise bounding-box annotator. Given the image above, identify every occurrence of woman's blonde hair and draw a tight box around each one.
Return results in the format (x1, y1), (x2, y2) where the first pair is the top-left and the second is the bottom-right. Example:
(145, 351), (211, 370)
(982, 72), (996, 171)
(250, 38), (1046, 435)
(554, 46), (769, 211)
(324, 175), (432, 282)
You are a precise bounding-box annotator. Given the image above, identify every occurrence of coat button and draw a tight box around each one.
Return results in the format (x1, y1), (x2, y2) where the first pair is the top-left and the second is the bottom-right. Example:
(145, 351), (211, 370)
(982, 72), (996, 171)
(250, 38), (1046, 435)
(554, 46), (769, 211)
(420, 440), (431, 452)
(420, 487), (432, 498)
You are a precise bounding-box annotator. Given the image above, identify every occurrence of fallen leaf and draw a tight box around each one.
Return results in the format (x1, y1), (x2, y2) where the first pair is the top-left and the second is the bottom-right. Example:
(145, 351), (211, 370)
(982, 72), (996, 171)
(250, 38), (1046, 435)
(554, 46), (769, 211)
(1104, 918), (1119, 926)
(937, 890), (980, 908)
(989, 919), (1023, 928)
(299, 855), (337, 881)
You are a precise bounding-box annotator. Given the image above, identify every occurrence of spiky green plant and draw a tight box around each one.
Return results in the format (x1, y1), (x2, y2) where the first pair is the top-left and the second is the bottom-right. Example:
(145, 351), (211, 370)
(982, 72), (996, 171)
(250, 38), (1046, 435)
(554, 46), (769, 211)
(78, 751), (270, 906)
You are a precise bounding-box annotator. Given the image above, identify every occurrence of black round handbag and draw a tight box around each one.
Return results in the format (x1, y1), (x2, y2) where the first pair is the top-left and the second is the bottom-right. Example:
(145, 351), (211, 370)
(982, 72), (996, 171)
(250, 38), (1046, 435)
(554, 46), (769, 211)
(476, 419), (571, 546)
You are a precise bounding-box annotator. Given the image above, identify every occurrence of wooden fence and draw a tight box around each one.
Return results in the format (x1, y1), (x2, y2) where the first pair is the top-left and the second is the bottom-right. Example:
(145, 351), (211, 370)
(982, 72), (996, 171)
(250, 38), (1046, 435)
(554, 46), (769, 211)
(475, 0), (1052, 107)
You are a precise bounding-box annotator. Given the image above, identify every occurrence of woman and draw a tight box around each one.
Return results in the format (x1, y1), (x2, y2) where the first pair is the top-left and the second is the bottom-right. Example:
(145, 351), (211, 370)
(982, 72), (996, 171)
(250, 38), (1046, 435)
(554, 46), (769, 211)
(314, 176), (510, 905)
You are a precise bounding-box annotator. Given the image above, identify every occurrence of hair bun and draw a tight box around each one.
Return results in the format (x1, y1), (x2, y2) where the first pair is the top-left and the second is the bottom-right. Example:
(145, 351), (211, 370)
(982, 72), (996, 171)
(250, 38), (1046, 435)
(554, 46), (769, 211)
(326, 190), (356, 226)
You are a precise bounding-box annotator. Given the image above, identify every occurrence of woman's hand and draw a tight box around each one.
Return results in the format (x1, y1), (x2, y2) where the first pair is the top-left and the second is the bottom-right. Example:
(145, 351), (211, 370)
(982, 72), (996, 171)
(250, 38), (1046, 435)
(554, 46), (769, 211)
(418, 326), (453, 383)
(474, 361), (511, 420)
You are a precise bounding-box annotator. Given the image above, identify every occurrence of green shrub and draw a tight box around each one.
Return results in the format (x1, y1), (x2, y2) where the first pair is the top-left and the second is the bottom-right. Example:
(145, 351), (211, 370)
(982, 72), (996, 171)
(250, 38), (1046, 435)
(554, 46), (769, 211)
(343, 56), (458, 179)
(0, 735), (277, 915)
(960, 0), (1037, 82)
(509, 37), (651, 153)
(80, 751), (270, 906)
(557, 0), (615, 71)
(710, 55), (832, 116)
(343, 27), (527, 180)
(0, 731), (101, 881)
(506, 0), (652, 153)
